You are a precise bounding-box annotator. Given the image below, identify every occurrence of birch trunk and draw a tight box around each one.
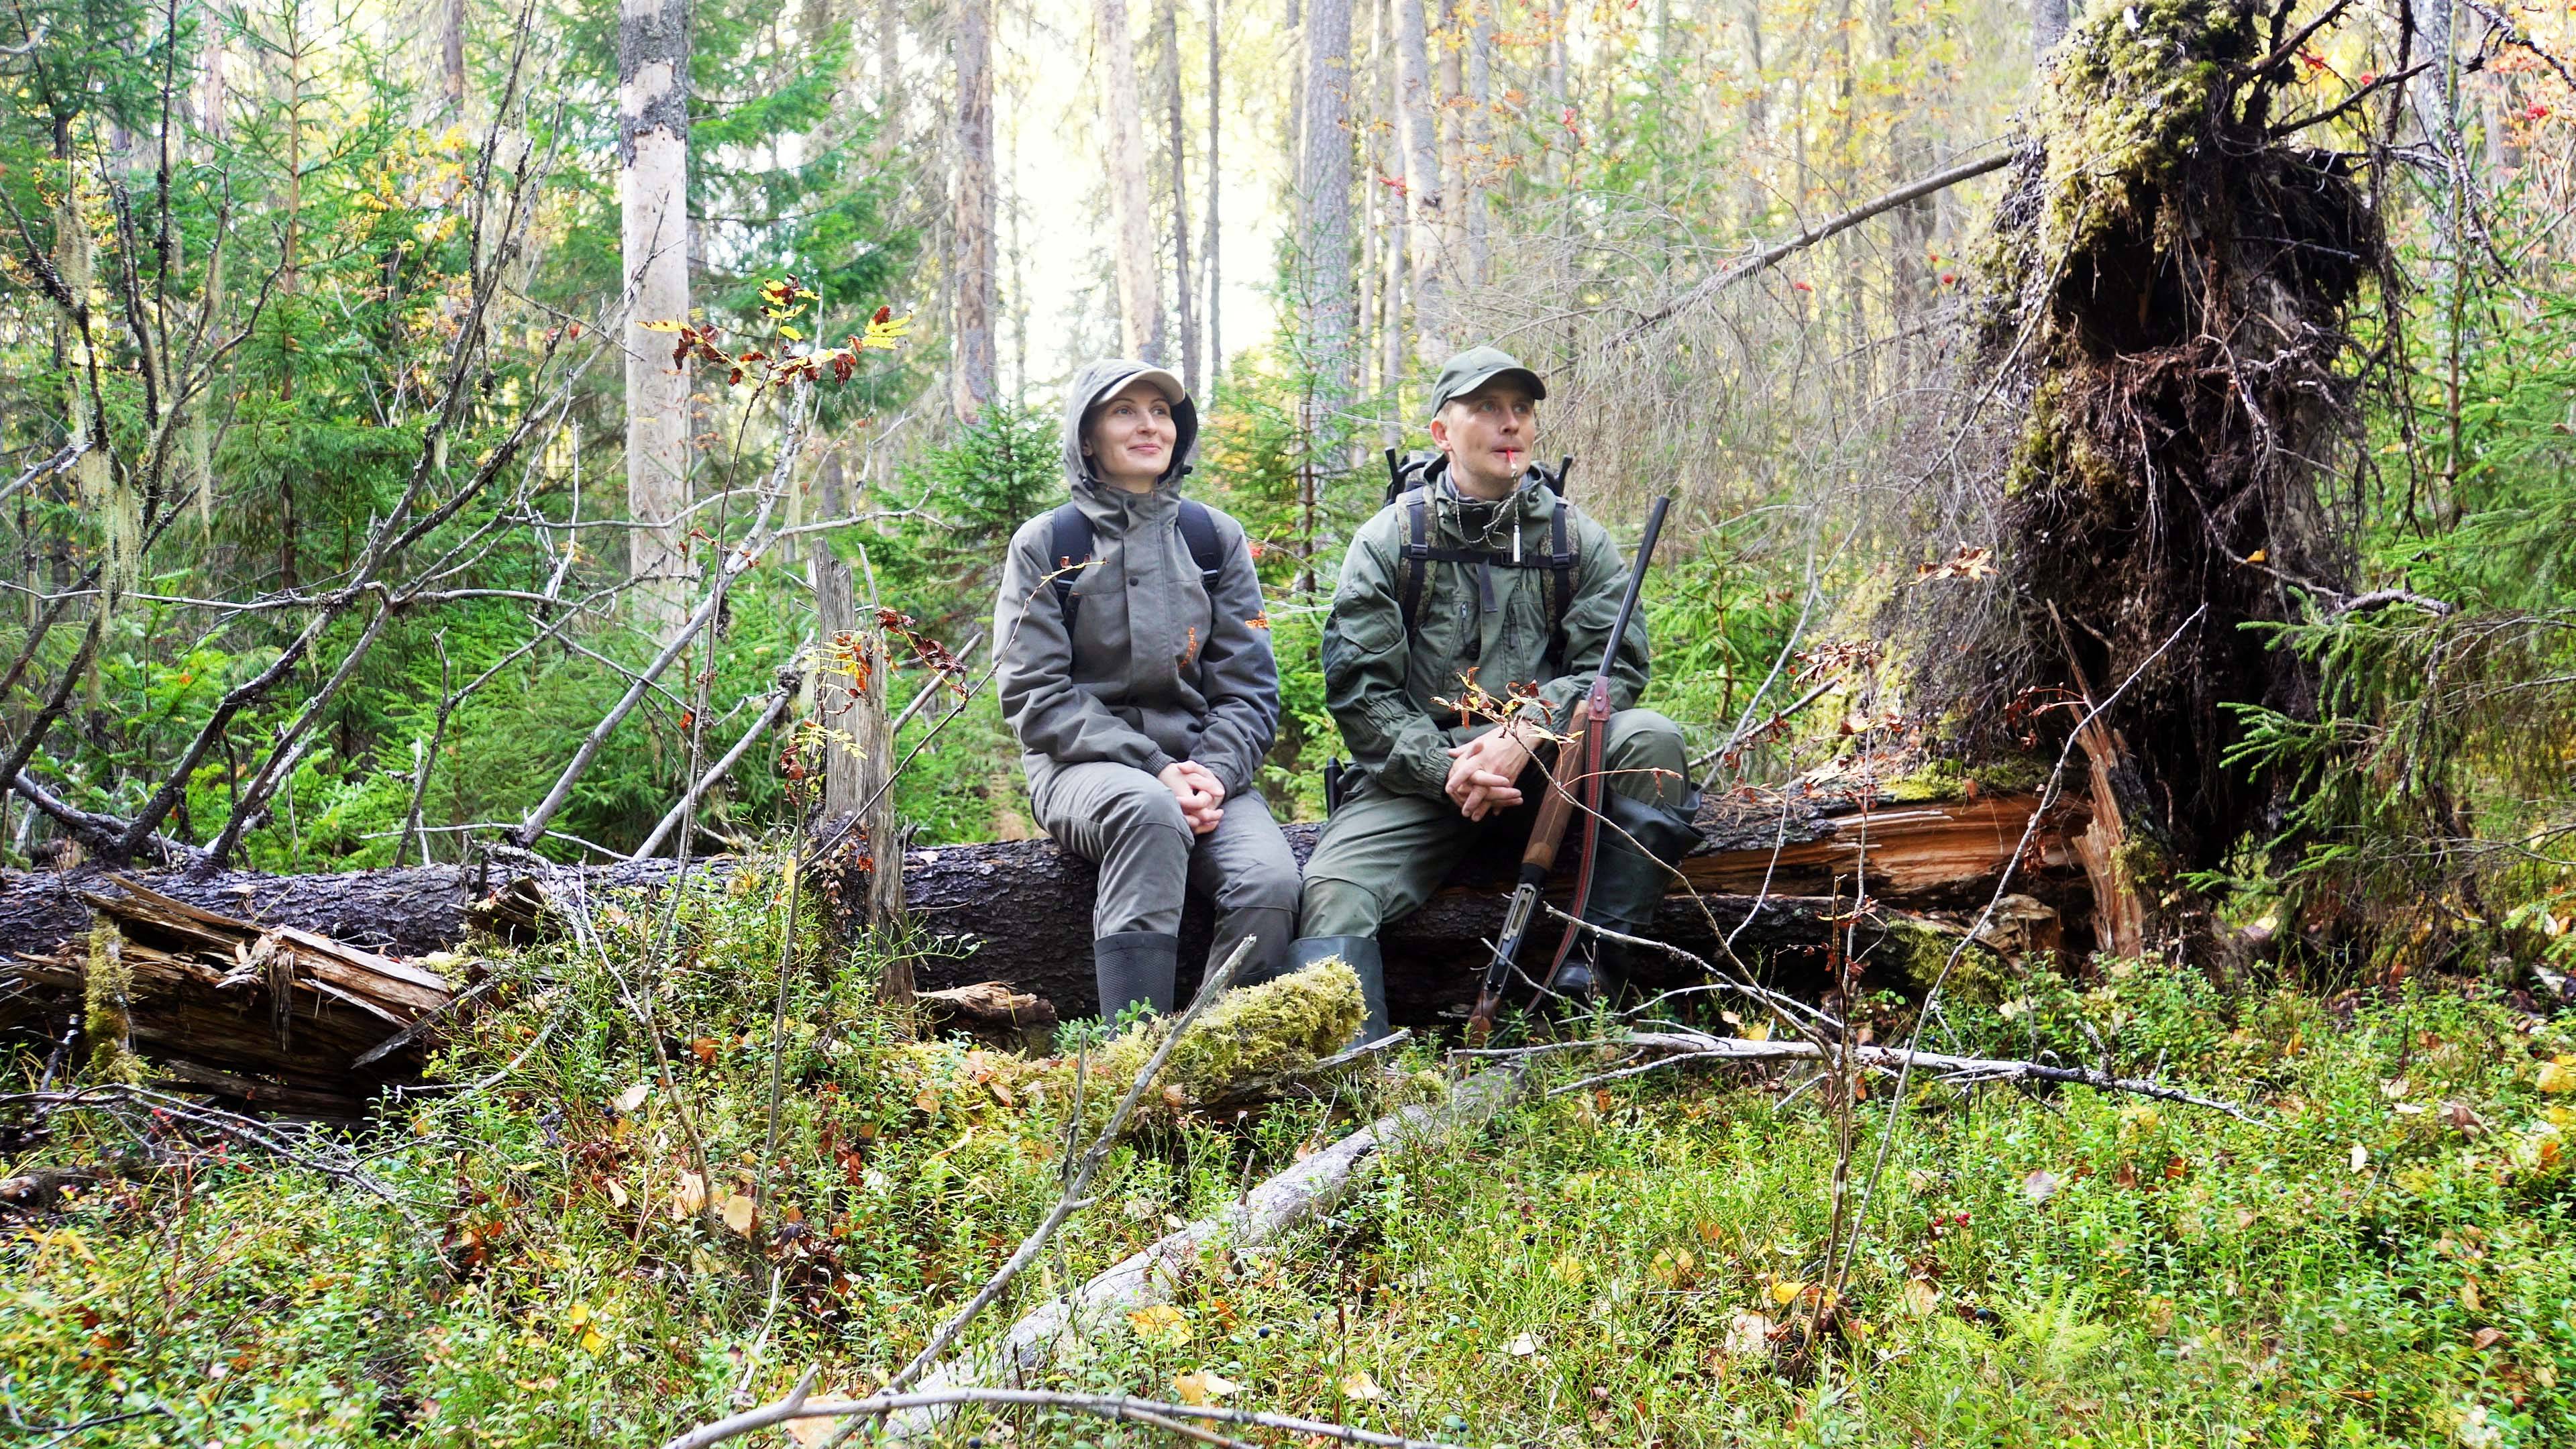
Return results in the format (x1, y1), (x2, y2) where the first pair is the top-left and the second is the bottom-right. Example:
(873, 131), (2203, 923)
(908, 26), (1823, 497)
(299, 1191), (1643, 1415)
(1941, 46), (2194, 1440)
(1297, 0), (1356, 408)
(621, 0), (694, 640)
(1157, 0), (1199, 391)
(1390, 0), (1445, 358)
(952, 0), (998, 421)
(1096, 0), (1165, 362)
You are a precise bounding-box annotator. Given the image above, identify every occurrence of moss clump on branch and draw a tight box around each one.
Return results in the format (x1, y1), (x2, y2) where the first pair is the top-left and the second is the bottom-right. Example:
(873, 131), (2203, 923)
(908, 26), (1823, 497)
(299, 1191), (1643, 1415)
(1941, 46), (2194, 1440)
(81, 924), (146, 1084)
(1089, 959), (1366, 1107)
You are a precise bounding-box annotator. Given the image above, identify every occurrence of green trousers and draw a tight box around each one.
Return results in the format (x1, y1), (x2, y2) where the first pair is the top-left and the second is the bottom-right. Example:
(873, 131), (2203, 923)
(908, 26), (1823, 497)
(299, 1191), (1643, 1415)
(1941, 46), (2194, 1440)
(1298, 708), (1691, 937)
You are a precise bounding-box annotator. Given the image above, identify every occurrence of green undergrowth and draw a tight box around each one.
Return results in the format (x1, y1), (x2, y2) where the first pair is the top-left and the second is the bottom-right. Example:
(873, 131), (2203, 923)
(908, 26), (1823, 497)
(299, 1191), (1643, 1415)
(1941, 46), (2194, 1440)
(4, 869), (2571, 1446)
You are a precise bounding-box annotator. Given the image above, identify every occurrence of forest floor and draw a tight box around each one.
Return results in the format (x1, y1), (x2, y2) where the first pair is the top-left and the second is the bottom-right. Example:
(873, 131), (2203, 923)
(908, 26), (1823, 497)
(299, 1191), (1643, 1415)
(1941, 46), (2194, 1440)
(3, 862), (2573, 1448)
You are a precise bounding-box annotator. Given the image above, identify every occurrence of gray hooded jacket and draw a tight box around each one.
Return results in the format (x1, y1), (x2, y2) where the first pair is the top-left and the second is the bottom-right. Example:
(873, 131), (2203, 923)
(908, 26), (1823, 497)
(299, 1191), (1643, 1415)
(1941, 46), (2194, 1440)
(994, 360), (1280, 802)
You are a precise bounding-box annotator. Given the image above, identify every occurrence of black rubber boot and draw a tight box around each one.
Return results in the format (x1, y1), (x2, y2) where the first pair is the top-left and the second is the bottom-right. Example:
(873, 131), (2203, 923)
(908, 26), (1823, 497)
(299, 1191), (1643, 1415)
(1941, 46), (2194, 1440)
(1289, 934), (1392, 1048)
(1555, 790), (1704, 1003)
(1094, 931), (1179, 1019)
(1221, 907), (1300, 989)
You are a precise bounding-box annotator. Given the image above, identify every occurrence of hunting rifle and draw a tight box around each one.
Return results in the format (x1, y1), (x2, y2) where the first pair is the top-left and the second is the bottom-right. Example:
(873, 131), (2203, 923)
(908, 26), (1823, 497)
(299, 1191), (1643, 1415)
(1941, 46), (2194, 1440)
(1463, 493), (1672, 1043)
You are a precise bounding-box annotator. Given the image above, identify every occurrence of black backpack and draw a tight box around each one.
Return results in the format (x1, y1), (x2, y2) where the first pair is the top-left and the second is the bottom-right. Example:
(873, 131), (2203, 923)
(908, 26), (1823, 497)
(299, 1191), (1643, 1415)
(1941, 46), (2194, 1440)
(1046, 498), (1226, 631)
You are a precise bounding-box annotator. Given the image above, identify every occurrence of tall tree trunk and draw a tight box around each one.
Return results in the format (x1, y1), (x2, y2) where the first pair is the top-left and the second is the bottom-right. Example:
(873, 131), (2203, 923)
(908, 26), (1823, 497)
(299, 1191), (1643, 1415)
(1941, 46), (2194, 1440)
(875, 0), (901, 162)
(622, 0), (694, 639)
(441, 0), (466, 115)
(1390, 0), (1444, 358)
(1097, 0), (1164, 361)
(1435, 0), (1464, 284)
(1203, 0), (1223, 388)
(1297, 0), (1355, 409)
(952, 0), (998, 421)
(1159, 0), (1199, 391)
(1462, 0), (1489, 285)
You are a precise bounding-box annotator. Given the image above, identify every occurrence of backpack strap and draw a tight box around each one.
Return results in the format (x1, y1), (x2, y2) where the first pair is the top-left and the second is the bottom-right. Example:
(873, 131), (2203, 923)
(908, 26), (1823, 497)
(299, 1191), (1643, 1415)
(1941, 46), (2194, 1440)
(1398, 488), (1432, 633)
(1050, 499), (1227, 634)
(1389, 487), (1581, 666)
(1176, 498), (1224, 595)
(1047, 501), (1093, 631)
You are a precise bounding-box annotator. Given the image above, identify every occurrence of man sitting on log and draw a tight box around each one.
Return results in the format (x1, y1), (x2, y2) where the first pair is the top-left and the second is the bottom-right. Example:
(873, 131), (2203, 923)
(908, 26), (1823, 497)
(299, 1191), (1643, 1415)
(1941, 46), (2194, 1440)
(1287, 347), (1702, 1039)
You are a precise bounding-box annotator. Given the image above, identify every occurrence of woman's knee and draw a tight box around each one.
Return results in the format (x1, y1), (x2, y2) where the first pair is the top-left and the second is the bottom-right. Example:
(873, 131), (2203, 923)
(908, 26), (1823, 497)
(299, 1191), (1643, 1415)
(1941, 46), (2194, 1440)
(1089, 769), (1193, 842)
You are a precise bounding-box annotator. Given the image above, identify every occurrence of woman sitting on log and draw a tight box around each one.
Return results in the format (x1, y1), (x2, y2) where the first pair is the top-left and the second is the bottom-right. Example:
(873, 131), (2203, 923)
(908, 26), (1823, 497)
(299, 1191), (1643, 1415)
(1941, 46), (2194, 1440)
(992, 360), (1300, 1018)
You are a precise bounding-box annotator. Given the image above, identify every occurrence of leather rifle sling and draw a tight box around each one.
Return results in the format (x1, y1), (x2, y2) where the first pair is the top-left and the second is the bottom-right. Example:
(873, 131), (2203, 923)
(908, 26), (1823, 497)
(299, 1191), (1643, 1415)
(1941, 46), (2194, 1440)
(1537, 694), (1613, 994)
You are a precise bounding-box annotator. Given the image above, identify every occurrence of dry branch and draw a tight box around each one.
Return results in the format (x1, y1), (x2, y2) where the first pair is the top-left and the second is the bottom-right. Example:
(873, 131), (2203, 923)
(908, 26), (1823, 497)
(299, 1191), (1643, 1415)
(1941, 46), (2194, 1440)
(871, 1063), (1524, 1440)
(1456, 1028), (2254, 1118)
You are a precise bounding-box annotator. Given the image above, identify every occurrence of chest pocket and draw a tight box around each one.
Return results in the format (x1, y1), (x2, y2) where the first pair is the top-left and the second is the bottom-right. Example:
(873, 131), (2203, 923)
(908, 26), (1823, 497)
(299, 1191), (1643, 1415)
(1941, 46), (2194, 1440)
(1049, 499), (1227, 666)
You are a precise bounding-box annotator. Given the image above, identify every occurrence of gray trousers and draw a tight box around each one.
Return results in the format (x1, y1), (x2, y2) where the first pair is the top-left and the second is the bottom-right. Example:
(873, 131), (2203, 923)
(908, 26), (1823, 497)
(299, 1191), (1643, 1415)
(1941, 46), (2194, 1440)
(1032, 761), (1302, 963)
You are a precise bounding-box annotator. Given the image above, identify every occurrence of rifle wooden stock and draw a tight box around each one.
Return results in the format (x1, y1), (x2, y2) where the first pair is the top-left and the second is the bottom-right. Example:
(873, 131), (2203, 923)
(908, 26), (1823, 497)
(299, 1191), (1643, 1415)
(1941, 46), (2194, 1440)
(1466, 495), (1672, 1042)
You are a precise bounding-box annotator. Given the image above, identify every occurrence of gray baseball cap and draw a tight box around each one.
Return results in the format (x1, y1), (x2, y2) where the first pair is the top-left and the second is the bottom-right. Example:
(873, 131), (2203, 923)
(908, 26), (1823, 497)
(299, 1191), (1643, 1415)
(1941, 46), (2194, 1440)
(1426, 345), (1548, 419)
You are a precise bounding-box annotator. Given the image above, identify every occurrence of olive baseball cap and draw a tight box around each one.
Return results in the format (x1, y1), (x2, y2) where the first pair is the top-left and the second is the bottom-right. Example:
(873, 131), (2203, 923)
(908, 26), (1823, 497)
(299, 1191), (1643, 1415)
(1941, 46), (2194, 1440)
(1426, 346), (1547, 419)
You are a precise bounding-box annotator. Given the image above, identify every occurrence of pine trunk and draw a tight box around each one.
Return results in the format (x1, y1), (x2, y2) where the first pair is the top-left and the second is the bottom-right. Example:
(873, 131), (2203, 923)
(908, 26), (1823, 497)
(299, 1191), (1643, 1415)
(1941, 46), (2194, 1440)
(1097, 0), (1165, 362)
(1297, 0), (1356, 408)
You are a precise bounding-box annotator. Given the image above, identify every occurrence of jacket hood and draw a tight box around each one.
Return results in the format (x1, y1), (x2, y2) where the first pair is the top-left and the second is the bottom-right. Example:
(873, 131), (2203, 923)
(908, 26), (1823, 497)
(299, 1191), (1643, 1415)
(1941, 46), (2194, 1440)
(1061, 358), (1200, 494)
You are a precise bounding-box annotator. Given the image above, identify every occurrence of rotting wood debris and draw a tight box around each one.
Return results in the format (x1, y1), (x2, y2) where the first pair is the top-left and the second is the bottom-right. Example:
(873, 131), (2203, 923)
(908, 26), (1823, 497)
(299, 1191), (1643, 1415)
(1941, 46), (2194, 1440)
(1, 786), (2096, 1113)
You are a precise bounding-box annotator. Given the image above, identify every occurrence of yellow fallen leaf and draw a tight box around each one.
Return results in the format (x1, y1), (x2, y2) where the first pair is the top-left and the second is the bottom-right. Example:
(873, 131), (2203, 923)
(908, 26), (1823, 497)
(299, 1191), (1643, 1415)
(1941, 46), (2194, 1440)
(606, 1179), (630, 1209)
(2349, 1142), (2369, 1173)
(1126, 1303), (1193, 1346)
(1900, 1279), (1939, 1316)
(2537, 1058), (2576, 1094)
(1339, 1370), (1385, 1401)
(1548, 1252), (1589, 1285)
(673, 1171), (708, 1217)
(722, 1191), (757, 1236)
(2461, 1278), (2483, 1313)
(1768, 1279), (1805, 1307)
(1739, 1020), (1772, 1042)
(578, 1326), (606, 1353)
(564, 1301), (592, 1328)
(1172, 1370), (1240, 1405)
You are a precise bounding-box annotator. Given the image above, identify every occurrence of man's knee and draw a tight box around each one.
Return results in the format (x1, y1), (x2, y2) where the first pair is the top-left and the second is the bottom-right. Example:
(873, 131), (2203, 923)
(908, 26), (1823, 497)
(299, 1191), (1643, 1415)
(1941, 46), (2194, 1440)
(1605, 708), (1689, 802)
(1298, 876), (1385, 938)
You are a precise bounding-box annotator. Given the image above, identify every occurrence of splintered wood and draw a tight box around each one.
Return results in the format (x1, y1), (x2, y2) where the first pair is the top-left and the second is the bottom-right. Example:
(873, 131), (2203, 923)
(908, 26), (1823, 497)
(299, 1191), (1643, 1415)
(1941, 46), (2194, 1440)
(23, 875), (455, 1116)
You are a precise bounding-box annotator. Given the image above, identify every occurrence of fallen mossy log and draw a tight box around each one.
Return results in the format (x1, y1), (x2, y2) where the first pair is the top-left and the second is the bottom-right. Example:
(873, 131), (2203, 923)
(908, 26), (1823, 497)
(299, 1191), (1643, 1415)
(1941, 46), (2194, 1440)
(0, 789), (2090, 1103)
